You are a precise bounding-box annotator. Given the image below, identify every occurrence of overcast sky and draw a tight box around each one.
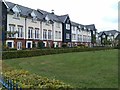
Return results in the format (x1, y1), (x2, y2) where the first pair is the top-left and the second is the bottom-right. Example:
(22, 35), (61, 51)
(6, 0), (118, 32)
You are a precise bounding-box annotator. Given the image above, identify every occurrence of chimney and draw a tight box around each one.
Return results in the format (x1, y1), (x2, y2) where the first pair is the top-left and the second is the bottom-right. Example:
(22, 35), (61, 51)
(51, 9), (54, 14)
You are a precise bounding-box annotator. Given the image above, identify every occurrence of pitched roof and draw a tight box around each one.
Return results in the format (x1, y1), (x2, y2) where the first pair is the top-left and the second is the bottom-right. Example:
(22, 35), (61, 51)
(57, 14), (69, 23)
(37, 9), (61, 22)
(103, 30), (119, 35)
(6, 1), (43, 20)
(71, 21), (79, 26)
(85, 24), (96, 31)
(115, 33), (120, 40)
(98, 30), (119, 37)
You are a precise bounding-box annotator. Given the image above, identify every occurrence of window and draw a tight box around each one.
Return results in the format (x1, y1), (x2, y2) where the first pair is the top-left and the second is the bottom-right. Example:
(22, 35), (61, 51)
(78, 35), (82, 41)
(58, 31), (61, 39)
(66, 24), (70, 30)
(46, 21), (50, 26)
(14, 12), (20, 19)
(8, 25), (15, 38)
(84, 27), (86, 30)
(66, 33), (70, 39)
(43, 29), (47, 40)
(83, 35), (85, 42)
(56, 23), (60, 28)
(72, 34), (76, 40)
(72, 26), (76, 31)
(12, 5), (21, 19)
(102, 35), (105, 38)
(8, 42), (12, 48)
(6, 40), (14, 48)
(55, 31), (61, 39)
(55, 31), (58, 39)
(48, 30), (52, 39)
(35, 28), (39, 39)
(26, 41), (32, 48)
(32, 16), (37, 23)
(18, 26), (23, 38)
(17, 42), (22, 50)
(80, 35), (82, 41)
(93, 31), (95, 34)
(28, 27), (33, 39)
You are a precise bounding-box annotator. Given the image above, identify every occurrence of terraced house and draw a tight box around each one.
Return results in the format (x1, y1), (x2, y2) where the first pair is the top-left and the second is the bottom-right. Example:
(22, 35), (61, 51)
(2, 1), (97, 50)
(98, 30), (119, 46)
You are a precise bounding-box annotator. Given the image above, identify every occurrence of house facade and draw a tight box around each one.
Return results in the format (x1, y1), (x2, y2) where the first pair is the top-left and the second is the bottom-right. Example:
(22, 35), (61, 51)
(98, 30), (119, 46)
(2, 1), (98, 50)
(71, 22), (92, 47)
(58, 15), (72, 47)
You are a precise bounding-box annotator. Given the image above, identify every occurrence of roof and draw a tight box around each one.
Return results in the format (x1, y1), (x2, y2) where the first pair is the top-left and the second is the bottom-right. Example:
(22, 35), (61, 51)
(57, 14), (69, 23)
(98, 30), (119, 37)
(71, 21), (79, 26)
(103, 30), (118, 35)
(115, 33), (120, 40)
(6, 1), (43, 20)
(85, 24), (96, 31)
(37, 9), (61, 22)
(4, 1), (97, 30)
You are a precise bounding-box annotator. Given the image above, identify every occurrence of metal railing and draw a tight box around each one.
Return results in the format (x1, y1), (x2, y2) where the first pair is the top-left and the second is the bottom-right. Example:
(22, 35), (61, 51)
(0, 76), (22, 90)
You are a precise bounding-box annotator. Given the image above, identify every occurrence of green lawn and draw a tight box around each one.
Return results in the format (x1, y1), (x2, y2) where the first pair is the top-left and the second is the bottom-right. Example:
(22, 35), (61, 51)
(3, 49), (118, 88)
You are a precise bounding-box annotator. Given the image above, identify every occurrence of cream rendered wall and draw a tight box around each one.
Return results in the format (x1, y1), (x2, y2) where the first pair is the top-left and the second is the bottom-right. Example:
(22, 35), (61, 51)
(41, 22), (52, 40)
(26, 18), (41, 39)
(72, 26), (77, 42)
(7, 14), (26, 39)
(53, 22), (62, 41)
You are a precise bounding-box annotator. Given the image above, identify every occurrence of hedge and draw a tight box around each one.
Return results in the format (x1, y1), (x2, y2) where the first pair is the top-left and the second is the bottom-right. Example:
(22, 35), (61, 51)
(2, 47), (114, 60)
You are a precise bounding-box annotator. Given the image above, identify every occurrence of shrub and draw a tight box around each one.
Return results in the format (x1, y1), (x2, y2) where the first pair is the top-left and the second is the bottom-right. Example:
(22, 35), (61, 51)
(62, 44), (67, 48)
(38, 41), (44, 49)
(2, 47), (113, 60)
(3, 69), (72, 89)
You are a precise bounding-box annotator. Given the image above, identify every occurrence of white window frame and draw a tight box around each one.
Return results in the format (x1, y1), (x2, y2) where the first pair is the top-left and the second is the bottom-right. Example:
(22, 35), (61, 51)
(66, 33), (70, 39)
(17, 26), (23, 38)
(26, 41), (32, 48)
(28, 27), (33, 39)
(55, 31), (58, 39)
(6, 40), (14, 48)
(58, 31), (61, 39)
(14, 12), (20, 19)
(17, 42), (22, 50)
(34, 28), (39, 39)
(48, 30), (52, 40)
(66, 24), (70, 30)
(8, 25), (16, 38)
(43, 29), (47, 40)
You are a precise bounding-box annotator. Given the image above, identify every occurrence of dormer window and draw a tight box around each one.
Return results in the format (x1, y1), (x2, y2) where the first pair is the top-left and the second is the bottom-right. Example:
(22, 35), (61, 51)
(12, 5), (21, 19)
(31, 10), (37, 23)
(66, 24), (70, 30)
(84, 27), (86, 30)
(45, 15), (51, 25)
(78, 25), (81, 30)
(93, 31), (95, 34)
(102, 35), (105, 38)
(14, 12), (20, 18)
(46, 21), (51, 26)
(32, 16), (37, 23)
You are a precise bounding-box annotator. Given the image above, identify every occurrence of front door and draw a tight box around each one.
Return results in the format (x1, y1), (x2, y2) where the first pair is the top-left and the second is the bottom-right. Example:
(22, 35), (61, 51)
(27, 43), (31, 48)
